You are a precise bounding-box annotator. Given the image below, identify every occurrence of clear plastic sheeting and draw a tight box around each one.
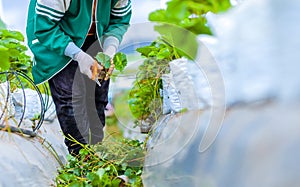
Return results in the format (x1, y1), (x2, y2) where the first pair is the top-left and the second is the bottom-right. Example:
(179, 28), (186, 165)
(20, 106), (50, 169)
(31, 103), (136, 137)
(169, 58), (210, 110)
(204, 0), (300, 106)
(143, 0), (300, 186)
(161, 73), (183, 114)
(161, 74), (173, 114)
(0, 119), (68, 187)
(143, 103), (300, 187)
(161, 58), (212, 114)
(146, 113), (173, 150)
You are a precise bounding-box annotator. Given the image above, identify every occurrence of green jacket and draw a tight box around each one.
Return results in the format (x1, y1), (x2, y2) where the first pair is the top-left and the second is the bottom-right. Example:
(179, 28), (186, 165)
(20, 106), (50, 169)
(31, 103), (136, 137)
(26, 0), (131, 84)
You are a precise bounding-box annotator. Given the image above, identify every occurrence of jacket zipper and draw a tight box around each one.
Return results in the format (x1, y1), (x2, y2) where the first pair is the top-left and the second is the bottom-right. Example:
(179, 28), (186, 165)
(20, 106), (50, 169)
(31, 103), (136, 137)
(81, 0), (96, 48)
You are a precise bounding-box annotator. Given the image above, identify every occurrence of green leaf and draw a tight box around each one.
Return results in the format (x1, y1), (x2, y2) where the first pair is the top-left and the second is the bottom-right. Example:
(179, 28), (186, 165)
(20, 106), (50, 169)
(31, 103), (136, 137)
(95, 52), (111, 68)
(87, 172), (100, 186)
(121, 163), (128, 171)
(0, 47), (10, 70)
(166, 1), (189, 21)
(66, 154), (76, 162)
(157, 47), (171, 59)
(73, 168), (81, 176)
(148, 51), (157, 57)
(154, 25), (199, 59)
(8, 48), (20, 58)
(111, 179), (121, 187)
(136, 45), (156, 57)
(57, 173), (76, 182)
(136, 169), (142, 175)
(124, 168), (133, 177)
(68, 181), (85, 187)
(148, 9), (167, 22)
(113, 52), (127, 72)
(0, 29), (24, 41)
(79, 148), (89, 156)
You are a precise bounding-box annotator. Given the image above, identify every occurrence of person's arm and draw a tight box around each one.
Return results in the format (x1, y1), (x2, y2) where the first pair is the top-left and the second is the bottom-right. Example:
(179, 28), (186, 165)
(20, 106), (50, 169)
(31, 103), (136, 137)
(34, 0), (97, 78)
(34, 0), (73, 56)
(102, 0), (132, 57)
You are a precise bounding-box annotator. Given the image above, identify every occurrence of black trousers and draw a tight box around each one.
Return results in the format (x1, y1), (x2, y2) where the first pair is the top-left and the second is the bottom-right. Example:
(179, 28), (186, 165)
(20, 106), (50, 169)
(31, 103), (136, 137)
(48, 35), (109, 155)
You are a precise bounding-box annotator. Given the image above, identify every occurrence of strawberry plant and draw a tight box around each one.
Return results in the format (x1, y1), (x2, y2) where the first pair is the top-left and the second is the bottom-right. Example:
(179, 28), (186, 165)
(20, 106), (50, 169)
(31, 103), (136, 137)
(0, 26), (31, 74)
(128, 40), (174, 123)
(0, 25), (33, 89)
(55, 138), (145, 187)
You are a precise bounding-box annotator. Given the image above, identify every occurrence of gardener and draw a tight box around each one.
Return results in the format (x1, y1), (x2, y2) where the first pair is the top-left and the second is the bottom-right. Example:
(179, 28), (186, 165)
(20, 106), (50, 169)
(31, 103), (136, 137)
(26, 0), (131, 155)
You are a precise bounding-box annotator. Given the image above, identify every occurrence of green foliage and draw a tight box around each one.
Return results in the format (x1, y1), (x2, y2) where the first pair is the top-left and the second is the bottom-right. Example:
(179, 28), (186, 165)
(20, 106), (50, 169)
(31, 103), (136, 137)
(96, 52), (111, 69)
(128, 0), (232, 122)
(128, 56), (169, 121)
(0, 28), (33, 92)
(113, 52), (127, 72)
(136, 39), (180, 60)
(56, 138), (145, 187)
(147, 0), (232, 60)
(0, 29), (32, 74)
(128, 40), (176, 123)
(128, 40), (180, 123)
(149, 0), (231, 35)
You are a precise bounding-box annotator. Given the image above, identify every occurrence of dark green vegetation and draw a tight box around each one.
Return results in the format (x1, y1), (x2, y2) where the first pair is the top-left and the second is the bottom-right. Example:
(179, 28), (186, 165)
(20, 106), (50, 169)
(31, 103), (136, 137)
(0, 29), (31, 74)
(56, 138), (144, 187)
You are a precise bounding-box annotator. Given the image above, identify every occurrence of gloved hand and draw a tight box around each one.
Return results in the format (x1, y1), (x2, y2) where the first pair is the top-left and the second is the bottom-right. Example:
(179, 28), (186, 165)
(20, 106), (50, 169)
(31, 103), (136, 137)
(65, 42), (102, 83)
(73, 51), (95, 79)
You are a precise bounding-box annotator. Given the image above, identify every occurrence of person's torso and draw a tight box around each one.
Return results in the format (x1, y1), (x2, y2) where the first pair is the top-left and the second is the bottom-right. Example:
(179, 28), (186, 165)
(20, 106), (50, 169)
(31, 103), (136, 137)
(26, 0), (119, 84)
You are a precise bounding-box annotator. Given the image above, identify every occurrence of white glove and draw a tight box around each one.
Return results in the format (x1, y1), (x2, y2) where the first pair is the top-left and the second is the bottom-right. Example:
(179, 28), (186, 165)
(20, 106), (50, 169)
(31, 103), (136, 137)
(73, 51), (94, 79)
(65, 42), (102, 84)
